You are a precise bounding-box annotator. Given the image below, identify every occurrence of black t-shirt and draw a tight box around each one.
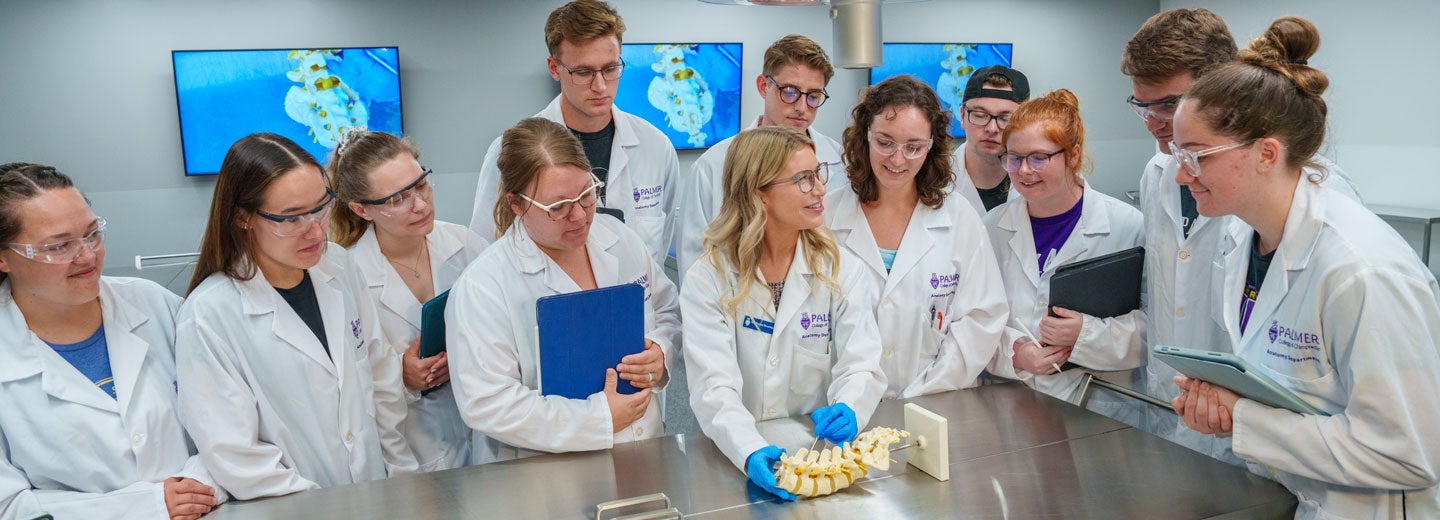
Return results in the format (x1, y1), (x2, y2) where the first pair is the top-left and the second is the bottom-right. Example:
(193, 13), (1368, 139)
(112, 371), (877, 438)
(571, 120), (615, 203)
(1240, 233), (1275, 334)
(1180, 185), (1199, 238)
(975, 177), (1011, 212)
(275, 270), (329, 356)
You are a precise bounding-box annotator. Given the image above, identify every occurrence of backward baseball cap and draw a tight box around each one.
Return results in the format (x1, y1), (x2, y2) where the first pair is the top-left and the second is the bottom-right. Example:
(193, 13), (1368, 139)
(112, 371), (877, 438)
(963, 65), (1030, 104)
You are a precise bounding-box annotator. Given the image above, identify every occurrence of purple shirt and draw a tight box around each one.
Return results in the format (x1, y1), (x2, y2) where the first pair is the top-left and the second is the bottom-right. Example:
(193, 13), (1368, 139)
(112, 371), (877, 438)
(1030, 196), (1084, 274)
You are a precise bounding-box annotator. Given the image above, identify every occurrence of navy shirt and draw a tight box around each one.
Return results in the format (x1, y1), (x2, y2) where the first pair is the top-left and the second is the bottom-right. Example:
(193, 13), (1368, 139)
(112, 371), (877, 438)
(46, 324), (115, 399)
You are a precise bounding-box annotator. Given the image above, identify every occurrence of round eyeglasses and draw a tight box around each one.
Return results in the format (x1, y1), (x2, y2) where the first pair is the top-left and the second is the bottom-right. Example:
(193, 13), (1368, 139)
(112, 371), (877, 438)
(762, 163), (829, 193)
(765, 75), (828, 109)
(358, 168), (434, 217)
(6, 218), (107, 264)
(999, 150), (1066, 174)
(868, 132), (933, 160)
(255, 190), (337, 237)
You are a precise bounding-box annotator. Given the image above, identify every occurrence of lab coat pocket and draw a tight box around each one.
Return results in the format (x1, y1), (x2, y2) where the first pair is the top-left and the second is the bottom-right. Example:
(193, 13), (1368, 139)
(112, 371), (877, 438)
(790, 345), (831, 406)
(1257, 363), (1339, 413)
(629, 215), (666, 256)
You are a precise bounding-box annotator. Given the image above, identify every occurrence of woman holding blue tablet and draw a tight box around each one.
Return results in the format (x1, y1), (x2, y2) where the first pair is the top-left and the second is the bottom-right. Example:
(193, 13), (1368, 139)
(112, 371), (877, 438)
(682, 125), (886, 501)
(328, 129), (490, 471)
(1170, 16), (1439, 518)
(446, 118), (678, 463)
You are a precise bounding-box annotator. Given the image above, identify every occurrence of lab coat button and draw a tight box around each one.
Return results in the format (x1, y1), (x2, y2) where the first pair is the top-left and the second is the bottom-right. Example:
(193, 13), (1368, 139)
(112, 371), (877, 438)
(1178, 250), (1191, 261)
(131, 433), (144, 447)
(345, 432), (354, 444)
(1176, 307), (1186, 318)
(881, 297), (892, 307)
(635, 427), (644, 436)
(883, 348), (892, 358)
(769, 357), (779, 367)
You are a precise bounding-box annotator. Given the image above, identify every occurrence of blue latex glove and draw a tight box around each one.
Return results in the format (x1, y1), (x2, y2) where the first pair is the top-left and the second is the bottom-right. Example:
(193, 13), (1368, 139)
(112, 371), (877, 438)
(745, 446), (797, 501)
(811, 403), (858, 444)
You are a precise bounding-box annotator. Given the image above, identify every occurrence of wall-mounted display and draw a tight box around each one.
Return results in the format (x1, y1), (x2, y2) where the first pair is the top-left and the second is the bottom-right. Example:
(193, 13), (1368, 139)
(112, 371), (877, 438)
(616, 43), (742, 150)
(172, 47), (403, 175)
(869, 43), (1014, 138)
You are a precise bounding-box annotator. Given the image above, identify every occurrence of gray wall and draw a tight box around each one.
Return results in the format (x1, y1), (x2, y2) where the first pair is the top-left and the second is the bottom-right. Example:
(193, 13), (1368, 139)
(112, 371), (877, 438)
(3, 0), (1169, 291)
(1161, 0), (1440, 267)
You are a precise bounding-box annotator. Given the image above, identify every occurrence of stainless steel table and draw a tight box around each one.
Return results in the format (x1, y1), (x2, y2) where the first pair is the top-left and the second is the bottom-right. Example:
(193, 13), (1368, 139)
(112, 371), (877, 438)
(207, 383), (1295, 519)
(1370, 203), (1440, 265)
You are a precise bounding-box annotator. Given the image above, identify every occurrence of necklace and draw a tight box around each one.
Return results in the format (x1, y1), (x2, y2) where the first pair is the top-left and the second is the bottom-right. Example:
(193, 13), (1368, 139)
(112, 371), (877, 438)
(388, 241), (427, 279)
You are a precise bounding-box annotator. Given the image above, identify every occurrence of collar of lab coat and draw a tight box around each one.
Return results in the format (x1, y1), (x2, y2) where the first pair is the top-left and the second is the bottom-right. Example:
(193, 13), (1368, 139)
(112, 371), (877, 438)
(234, 247), (346, 380)
(995, 181), (1110, 288)
(765, 236), (817, 338)
(826, 187), (950, 290)
(0, 278), (149, 413)
(1219, 178), (1327, 346)
(1148, 152), (1217, 238)
(352, 225), (465, 330)
(537, 94), (641, 150)
(505, 216), (623, 294)
(743, 115), (843, 167)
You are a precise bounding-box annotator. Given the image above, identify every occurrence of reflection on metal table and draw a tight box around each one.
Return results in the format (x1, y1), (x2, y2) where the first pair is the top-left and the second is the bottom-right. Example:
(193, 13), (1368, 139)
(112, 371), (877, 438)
(205, 383), (1295, 519)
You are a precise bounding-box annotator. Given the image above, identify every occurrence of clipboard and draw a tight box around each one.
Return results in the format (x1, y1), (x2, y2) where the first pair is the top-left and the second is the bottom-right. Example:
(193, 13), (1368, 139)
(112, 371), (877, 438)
(1049, 246), (1144, 318)
(536, 283), (644, 399)
(419, 290), (450, 359)
(1153, 345), (1327, 416)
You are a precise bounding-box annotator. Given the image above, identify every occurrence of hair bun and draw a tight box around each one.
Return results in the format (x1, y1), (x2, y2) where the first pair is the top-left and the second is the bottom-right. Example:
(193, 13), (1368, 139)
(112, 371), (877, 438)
(1240, 16), (1328, 100)
(335, 126), (370, 158)
(1046, 88), (1081, 111)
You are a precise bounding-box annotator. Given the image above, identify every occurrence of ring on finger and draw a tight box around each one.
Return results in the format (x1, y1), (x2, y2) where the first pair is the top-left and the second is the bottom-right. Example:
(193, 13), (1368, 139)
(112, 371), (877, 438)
(647, 372), (654, 383)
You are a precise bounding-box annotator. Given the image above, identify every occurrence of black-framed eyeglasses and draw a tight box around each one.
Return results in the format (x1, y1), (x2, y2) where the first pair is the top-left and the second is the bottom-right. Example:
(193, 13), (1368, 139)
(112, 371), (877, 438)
(1126, 95), (1181, 122)
(1000, 150), (1066, 174)
(255, 189), (337, 237)
(555, 59), (626, 85)
(765, 75), (828, 108)
(357, 168), (434, 217)
(6, 217), (107, 264)
(962, 106), (1011, 129)
(762, 163), (829, 193)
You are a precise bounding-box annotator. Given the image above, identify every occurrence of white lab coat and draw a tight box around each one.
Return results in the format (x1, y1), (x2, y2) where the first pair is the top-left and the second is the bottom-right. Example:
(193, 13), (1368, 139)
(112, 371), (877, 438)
(176, 245), (417, 500)
(446, 215), (680, 464)
(681, 242), (887, 470)
(347, 221), (489, 471)
(983, 183), (1147, 403)
(0, 277), (224, 520)
(1137, 151), (1362, 464)
(1212, 178), (1439, 520)
(951, 141), (1019, 218)
(825, 187), (1008, 399)
(673, 117), (846, 279)
(468, 96), (680, 266)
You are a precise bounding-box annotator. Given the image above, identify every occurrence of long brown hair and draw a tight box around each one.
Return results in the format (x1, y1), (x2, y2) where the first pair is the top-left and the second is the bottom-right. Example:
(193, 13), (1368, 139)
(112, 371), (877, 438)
(326, 130), (422, 248)
(841, 75), (954, 209)
(704, 126), (840, 316)
(188, 133), (323, 294)
(492, 117), (592, 238)
(0, 164), (79, 284)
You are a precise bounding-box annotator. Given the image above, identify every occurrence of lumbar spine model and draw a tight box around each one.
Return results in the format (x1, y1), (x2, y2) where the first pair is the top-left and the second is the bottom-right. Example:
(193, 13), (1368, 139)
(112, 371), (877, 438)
(774, 427), (909, 498)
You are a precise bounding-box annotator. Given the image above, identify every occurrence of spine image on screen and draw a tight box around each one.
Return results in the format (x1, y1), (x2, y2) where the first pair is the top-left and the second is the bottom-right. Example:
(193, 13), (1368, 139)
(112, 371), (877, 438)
(284, 50), (370, 149)
(870, 43), (1014, 138)
(618, 43), (742, 150)
(172, 47), (403, 175)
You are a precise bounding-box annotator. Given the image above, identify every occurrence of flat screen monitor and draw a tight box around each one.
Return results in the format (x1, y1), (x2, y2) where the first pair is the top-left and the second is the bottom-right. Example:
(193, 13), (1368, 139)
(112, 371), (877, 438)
(616, 43), (742, 150)
(172, 47), (403, 175)
(868, 43), (1014, 138)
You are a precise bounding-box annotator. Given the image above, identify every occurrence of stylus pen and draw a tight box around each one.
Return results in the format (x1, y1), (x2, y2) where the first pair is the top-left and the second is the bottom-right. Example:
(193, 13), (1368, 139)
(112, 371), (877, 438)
(1012, 318), (1064, 375)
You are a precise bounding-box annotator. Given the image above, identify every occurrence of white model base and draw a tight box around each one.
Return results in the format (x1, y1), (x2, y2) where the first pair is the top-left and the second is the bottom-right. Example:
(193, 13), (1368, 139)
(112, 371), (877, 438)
(903, 403), (950, 481)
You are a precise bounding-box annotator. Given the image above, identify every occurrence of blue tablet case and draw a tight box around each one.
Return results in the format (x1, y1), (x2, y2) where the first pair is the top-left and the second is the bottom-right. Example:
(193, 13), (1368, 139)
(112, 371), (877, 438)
(537, 283), (644, 399)
(1154, 345), (1327, 416)
(419, 290), (450, 359)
